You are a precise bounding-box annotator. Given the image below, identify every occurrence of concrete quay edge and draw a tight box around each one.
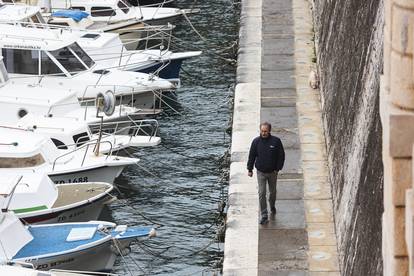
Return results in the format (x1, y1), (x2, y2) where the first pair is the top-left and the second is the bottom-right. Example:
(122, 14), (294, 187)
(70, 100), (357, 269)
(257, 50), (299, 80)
(223, 0), (262, 274)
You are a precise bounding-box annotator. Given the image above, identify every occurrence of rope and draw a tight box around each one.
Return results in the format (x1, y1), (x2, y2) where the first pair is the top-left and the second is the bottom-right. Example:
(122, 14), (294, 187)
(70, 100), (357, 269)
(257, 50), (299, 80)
(181, 10), (207, 42)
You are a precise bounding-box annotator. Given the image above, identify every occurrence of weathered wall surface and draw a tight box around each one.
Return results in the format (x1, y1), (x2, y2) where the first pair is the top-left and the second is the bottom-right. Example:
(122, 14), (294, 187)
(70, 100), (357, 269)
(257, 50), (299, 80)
(312, 0), (384, 275)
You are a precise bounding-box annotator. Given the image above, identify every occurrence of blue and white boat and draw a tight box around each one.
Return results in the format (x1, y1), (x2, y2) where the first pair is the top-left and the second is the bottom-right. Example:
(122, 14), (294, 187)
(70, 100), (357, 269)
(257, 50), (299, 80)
(0, 264), (102, 275)
(0, 212), (156, 272)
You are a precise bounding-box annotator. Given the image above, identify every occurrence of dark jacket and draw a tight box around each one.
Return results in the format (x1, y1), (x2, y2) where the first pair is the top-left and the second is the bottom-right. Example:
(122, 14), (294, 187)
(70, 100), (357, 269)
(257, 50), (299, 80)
(247, 135), (285, 173)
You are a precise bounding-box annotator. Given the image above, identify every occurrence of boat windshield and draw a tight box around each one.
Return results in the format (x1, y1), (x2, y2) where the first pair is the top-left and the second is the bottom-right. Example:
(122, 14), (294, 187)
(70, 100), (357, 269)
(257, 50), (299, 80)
(91, 6), (116, 17)
(2, 48), (39, 75)
(117, 0), (130, 14)
(48, 43), (95, 75)
(30, 12), (46, 24)
(0, 154), (45, 168)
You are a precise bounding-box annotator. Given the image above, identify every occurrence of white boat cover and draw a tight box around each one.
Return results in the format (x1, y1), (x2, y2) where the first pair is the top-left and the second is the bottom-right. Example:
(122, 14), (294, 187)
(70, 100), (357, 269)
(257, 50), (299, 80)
(0, 212), (33, 261)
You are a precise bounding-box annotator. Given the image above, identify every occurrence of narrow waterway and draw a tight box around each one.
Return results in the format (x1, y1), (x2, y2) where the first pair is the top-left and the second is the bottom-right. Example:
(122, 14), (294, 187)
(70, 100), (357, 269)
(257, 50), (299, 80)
(109, 0), (239, 274)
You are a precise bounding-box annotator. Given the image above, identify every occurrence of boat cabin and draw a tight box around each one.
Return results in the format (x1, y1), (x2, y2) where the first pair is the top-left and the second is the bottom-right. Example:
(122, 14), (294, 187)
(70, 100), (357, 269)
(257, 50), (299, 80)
(0, 25), (96, 77)
(51, 0), (138, 22)
(0, 3), (46, 24)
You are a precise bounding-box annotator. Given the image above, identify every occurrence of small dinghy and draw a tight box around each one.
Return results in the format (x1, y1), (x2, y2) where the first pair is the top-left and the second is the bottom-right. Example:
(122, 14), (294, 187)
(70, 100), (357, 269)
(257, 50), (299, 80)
(0, 173), (114, 224)
(0, 211), (156, 272)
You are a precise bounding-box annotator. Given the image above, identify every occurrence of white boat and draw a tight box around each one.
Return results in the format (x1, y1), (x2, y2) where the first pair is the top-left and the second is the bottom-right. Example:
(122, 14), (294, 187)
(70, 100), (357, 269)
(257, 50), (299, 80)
(0, 24), (174, 108)
(47, 0), (185, 25)
(43, 0), (188, 50)
(0, 211), (156, 272)
(78, 27), (201, 86)
(0, 62), (158, 131)
(16, 113), (162, 154)
(0, 127), (138, 184)
(0, 173), (114, 224)
(0, 5), (201, 85)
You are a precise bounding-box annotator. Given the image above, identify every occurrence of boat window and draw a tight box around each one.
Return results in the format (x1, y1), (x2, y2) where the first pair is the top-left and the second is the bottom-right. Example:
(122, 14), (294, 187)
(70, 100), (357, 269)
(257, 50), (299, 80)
(2, 48), (39, 75)
(30, 15), (40, 24)
(117, 1), (129, 14)
(73, 132), (90, 146)
(48, 21), (69, 27)
(0, 154), (45, 168)
(91, 7), (116, 17)
(68, 43), (95, 68)
(48, 44), (88, 75)
(40, 51), (65, 76)
(51, 138), (68, 149)
(71, 6), (86, 11)
(30, 13), (46, 24)
(81, 33), (100, 39)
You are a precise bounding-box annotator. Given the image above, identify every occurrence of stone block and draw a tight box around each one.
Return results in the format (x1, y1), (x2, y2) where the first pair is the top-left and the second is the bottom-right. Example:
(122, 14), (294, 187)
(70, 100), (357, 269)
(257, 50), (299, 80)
(406, 189), (414, 264)
(299, 126), (325, 144)
(277, 180), (304, 200)
(390, 50), (414, 109)
(301, 143), (327, 161)
(384, 206), (408, 256)
(309, 273), (340, 276)
(223, 225), (258, 271)
(389, 257), (409, 276)
(381, 101), (414, 157)
(302, 161), (329, 179)
(391, 4), (414, 55)
(231, 131), (259, 154)
(308, 246), (339, 272)
(384, 0), (392, 30)
(304, 200), (334, 223)
(383, 153), (412, 206)
(307, 223), (337, 246)
(394, 0), (414, 9)
(304, 179), (332, 200)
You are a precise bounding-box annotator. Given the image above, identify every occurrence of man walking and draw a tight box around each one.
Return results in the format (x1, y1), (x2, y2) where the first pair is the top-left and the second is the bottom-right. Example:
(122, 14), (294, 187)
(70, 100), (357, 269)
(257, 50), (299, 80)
(247, 122), (285, 224)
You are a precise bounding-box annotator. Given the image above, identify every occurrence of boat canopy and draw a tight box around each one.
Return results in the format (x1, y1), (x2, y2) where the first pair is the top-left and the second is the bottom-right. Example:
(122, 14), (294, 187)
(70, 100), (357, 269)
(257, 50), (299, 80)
(52, 10), (90, 22)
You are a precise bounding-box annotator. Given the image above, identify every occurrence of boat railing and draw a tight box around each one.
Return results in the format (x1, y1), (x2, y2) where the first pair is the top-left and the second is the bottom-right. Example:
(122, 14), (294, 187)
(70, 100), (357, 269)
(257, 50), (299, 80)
(52, 140), (113, 171)
(0, 19), (87, 34)
(88, 118), (159, 140)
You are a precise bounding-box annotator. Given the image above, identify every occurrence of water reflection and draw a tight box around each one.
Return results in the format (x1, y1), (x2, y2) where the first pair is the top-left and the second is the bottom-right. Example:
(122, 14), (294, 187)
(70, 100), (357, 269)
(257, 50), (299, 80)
(109, 0), (239, 274)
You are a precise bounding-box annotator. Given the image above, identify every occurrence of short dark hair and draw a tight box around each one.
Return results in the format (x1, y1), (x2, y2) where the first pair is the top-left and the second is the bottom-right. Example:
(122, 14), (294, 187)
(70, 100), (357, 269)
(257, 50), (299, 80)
(260, 122), (271, 131)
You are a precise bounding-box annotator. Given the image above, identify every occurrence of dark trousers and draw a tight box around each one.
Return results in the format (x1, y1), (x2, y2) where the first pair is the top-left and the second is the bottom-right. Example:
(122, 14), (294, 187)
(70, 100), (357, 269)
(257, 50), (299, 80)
(257, 170), (277, 218)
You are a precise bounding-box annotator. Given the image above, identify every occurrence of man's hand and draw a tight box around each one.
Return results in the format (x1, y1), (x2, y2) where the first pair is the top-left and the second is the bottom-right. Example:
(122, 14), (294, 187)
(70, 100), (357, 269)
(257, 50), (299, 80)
(248, 171), (253, 177)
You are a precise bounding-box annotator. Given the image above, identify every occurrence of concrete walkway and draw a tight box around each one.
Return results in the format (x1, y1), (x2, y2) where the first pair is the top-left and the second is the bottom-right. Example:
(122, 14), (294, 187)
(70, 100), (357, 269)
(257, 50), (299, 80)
(223, 0), (340, 275)
(259, 0), (307, 273)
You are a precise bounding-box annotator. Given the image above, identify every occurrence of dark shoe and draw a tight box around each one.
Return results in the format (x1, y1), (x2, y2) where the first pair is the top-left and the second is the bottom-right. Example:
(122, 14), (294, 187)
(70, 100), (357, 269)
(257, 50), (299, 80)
(259, 217), (268, 225)
(271, 207), (276, 214)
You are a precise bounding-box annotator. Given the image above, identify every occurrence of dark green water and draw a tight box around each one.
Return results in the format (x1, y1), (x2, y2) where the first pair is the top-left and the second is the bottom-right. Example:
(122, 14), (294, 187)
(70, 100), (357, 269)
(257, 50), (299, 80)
(110, 1), (239, 274)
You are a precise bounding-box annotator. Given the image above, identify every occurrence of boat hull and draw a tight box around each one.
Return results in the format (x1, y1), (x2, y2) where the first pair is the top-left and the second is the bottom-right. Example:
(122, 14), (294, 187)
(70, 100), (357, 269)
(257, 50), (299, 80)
(18, 194), (112, 225)
(17, 239), (119, 272)
(136, 58), (183, 86)
(107, 22), (145, 51)
(49, 165), (126, 184)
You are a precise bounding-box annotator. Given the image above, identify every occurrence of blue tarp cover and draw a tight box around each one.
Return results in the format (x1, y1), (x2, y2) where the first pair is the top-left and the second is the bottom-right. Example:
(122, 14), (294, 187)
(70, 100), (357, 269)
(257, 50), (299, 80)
(51, 10), (90, 22)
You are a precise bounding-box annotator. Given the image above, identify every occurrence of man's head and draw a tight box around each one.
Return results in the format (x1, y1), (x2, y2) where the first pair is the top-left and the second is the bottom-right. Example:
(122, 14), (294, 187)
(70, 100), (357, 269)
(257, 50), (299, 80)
(260, 122), (271, 138)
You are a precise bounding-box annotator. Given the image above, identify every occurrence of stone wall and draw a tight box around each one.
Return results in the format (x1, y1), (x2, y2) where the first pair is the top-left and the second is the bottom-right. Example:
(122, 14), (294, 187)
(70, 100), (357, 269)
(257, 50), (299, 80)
(311, 0), (384, 275)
